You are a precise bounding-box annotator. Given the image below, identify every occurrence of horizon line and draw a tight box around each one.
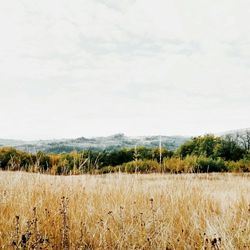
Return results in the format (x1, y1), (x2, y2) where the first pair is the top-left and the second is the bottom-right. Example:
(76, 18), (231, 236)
(0, 127), (249, 142)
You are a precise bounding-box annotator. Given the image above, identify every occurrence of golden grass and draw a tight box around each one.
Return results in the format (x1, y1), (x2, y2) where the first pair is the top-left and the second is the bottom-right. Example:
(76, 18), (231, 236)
(0, 171), (249, 249)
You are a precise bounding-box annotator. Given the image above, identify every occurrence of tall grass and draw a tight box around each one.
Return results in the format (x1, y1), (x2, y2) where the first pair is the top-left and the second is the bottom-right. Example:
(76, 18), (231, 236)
(0, 171), (249, 249)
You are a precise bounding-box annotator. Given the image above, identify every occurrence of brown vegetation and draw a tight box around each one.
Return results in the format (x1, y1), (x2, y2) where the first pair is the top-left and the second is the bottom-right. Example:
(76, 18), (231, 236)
(0, 171), (249, 249)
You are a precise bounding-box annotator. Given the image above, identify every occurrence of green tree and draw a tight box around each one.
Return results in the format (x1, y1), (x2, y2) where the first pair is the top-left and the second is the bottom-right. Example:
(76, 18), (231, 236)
(177, 135), (221, 158)
(214, 135), (245, 161)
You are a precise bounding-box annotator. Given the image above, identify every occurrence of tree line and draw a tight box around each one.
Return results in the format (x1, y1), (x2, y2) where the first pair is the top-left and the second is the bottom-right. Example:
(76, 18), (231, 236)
(0, 133), (249, 174)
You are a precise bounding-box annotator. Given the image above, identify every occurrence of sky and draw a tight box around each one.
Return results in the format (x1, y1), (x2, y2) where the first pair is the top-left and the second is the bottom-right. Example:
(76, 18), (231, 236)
(0, 0), (250, 140)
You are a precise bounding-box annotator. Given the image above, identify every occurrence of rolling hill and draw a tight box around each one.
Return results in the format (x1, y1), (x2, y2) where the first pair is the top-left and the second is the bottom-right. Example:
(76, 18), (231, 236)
(1, 128), (249, 153)
(0, 133), (189, 153)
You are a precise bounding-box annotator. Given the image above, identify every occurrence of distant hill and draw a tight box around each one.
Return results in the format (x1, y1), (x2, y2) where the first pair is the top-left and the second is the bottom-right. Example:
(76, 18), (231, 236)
(0, 133), (189, 153)
(1, 129), (249, 153)
(216, 127), (250, 137)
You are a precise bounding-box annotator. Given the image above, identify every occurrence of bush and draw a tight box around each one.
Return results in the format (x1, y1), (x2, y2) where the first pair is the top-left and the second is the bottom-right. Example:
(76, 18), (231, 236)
(163, 157), (186, 173)
(225, 159), (250, 172)
(163, 156), (198, 173)
(196, 156), (226, 172)
(0, 144), (249, 174)
(163, 156), (227, 173)
(0, 147), (33, 171)
(122, 160), (160, 173)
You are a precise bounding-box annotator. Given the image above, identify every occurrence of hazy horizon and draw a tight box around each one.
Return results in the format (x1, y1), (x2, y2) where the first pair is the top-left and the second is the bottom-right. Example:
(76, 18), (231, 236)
(1, 0), (250, 140)
(1, 127), (250, 141)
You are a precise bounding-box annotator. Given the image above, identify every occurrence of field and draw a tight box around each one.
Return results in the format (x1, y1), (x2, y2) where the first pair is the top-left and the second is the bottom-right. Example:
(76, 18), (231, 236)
(0, 172), (249, 249)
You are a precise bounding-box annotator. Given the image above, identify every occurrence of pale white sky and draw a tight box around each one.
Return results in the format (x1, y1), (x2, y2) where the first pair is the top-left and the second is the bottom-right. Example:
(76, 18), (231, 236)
(0, 0), (250, 140)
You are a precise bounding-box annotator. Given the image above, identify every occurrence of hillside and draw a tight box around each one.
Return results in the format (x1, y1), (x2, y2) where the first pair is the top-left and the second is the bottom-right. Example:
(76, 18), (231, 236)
(1, 128), (249, 153)
(0, 133), (189, 153)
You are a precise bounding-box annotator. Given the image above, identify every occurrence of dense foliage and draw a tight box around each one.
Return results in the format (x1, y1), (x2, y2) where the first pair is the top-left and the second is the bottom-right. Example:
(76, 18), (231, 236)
(0, 134), (249, 174)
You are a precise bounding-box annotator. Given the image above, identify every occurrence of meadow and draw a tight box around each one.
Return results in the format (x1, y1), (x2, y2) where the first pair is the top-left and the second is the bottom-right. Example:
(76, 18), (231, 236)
(0, 171), (249, 249)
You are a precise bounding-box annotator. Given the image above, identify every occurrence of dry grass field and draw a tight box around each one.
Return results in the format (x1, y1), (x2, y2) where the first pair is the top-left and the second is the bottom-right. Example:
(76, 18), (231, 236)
(0, 171), (249, 249)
